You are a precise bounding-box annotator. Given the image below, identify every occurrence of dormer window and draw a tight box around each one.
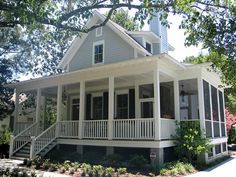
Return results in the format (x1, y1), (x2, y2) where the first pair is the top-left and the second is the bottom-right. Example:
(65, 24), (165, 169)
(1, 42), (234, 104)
(146, 42), (152, 53)
(96, 27), (102, 37)
(93, 40), (104, 64)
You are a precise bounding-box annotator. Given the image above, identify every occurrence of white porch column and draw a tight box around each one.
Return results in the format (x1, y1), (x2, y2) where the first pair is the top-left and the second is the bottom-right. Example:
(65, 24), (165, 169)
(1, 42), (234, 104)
(153, 68), (161, 140)
(13, 89), (20, 134)
(197, 76), (206, 131)
(35, 88), (42, 123)
(174, 79), (180, 121)
(57, 85), (63, 122)
(108, 76), (114, 140)
(79, 81), (85, 139)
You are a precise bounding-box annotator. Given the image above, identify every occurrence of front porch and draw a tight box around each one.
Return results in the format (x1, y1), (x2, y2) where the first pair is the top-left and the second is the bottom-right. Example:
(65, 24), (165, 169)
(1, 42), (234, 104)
(8, 55), (207, 159)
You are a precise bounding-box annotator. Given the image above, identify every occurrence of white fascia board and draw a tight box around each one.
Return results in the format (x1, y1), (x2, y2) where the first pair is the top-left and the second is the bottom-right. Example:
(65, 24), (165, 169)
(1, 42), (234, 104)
(127, 31), (161, 43)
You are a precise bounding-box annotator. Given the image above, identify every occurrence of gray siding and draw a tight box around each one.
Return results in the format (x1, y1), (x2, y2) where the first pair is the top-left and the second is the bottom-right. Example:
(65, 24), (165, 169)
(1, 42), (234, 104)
(132, 36), (143, 46)
(153, 43), (161, 55)
(69, 25), (134, 71)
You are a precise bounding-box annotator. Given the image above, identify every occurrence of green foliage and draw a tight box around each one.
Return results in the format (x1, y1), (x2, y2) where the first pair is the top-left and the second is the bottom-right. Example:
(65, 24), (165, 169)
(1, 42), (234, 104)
(160, 161), (195, 176)
(108, 9), (139, 31)
(0, 127), (11, 145)
(117, 167), (127, 174)
(228, 127), (236, 144)
(129, 154), (148, 169)
(173, 121), (212, 163)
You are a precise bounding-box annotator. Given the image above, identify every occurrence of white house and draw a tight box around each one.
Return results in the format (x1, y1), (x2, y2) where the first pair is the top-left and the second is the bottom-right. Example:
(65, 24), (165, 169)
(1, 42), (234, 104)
(7, 11), (228, 166)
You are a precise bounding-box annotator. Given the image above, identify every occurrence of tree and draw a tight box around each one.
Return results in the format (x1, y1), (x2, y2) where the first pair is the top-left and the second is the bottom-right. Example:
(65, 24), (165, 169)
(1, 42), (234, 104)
(109, 9), (139, 31)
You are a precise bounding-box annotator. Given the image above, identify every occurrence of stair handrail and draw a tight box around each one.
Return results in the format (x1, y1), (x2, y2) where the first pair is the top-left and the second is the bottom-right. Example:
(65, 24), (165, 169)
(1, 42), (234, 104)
(31, 122), (58, 158)
(10, 122), (39, 157)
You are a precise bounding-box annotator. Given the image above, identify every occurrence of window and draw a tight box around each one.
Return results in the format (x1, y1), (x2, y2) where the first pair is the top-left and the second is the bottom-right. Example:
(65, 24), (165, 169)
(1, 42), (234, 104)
(93, 40), (104, 64)
(203, 80), (211, 120)
(160, 82), (174, 119)
(222, 142), (227, 152)
(208, 147), (213, 158)
(71, 98), (80, 120)
(139, 84), (154, 98)
(96, 27), (102, 37)
(215, 144), (221, 155)
(92, 96), (103, 119)
(146, 42), (152, 53)
(211, 86), (219, 121)
(116, 94), (128, 119)
(139, 84), (154, 118)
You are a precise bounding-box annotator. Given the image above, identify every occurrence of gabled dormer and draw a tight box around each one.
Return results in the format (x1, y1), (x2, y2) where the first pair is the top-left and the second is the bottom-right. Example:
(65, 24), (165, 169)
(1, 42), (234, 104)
(58, 11), (152, 72)
(58, 11), (174, 72)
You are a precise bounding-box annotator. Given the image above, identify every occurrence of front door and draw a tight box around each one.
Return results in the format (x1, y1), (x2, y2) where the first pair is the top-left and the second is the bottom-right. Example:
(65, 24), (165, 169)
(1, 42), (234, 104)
(71, 98), (80, 120)
(141, 101), (153, 118)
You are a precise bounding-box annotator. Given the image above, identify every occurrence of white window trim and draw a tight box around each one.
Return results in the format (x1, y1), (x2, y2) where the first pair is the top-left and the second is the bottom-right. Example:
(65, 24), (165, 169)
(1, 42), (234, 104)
(92, 40), (105, 65)
(96, 27), (102, 37)
(70, 95), (80, 120)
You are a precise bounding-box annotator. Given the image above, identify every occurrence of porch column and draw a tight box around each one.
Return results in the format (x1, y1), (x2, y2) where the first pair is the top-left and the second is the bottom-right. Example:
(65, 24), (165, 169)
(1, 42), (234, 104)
(108, 76), (114, 140)
(79, 81), (85, 139)
(153, 68), (161, 140)
(197, 77), (206, 131)
(57, 85), (63, 122)
(174, 80), (180, 121)
(13, 89), (20, 134)
(35, 88), (42, 123)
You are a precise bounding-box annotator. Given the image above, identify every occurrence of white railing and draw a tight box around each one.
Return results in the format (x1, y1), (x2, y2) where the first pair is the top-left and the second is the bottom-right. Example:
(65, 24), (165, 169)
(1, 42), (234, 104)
(83, 120), (108, 139)
(14, 122), (34, 134)
(113, 118), (154, 140)
(10, 122), (39, 156)
(58, 121), (79, 138)
(161, 118), (176, 139)
(32, 122), (57, 157)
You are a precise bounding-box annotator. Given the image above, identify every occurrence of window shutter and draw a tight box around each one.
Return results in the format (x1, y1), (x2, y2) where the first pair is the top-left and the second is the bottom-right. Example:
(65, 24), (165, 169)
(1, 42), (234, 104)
(86, 94), (91, 120)
(129, 89), (135, 119)
(103, 92), (108, 120)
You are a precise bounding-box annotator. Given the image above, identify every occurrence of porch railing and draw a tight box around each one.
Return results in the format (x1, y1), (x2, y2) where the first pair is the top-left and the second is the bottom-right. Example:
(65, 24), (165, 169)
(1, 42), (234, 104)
(10, 122), (39, 157)
(160, 118), (176, 139)
(32, 122), (57, 158)
(113, 118), (154, 140)
(58, 121), (80, 138)
(83, 120), (108, 139)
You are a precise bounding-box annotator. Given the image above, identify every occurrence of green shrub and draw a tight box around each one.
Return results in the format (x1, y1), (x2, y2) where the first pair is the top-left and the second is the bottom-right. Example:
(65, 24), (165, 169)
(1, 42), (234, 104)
(173, 121), (212, 163)
(129, 154), (148, 169)
(117, 167), (127, 174)
(0, 127), (11, 145)
(160, 161), (196, 176)
(105, 167), (115, 177)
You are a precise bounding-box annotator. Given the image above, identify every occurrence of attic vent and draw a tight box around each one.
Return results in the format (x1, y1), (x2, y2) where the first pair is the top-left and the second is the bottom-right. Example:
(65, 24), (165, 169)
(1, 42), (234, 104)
(96, 27), (102, 37)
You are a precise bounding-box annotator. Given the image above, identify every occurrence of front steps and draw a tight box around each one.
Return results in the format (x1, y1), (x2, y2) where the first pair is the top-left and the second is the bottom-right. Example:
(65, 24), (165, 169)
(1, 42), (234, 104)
(11, 140), (57, 159)
(11, 143), (30, 160)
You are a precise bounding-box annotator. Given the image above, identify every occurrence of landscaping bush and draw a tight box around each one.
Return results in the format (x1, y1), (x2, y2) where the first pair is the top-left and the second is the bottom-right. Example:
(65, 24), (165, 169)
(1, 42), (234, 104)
(160, 161), (196, 176)
(173, 121), (212, 163)
(0, 127), (11, 158)
(129, 154), (148, 169)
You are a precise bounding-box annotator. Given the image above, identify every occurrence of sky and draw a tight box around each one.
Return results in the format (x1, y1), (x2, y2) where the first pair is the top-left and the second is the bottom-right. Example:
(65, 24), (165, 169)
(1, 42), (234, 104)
(166, 14), (207, 61)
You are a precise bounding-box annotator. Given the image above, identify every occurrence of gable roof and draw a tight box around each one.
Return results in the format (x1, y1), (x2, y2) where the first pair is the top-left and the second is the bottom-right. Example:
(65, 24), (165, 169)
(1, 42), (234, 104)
(58, 11), (152, 69)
